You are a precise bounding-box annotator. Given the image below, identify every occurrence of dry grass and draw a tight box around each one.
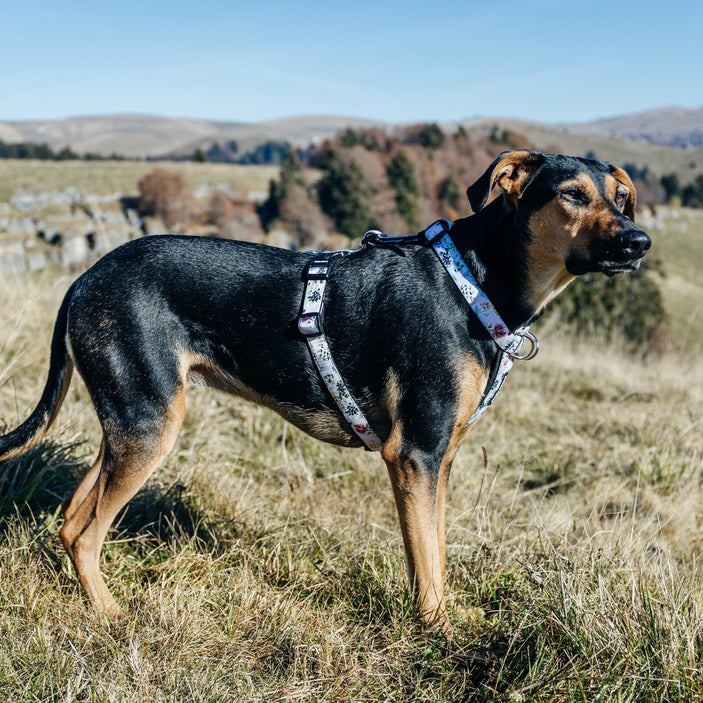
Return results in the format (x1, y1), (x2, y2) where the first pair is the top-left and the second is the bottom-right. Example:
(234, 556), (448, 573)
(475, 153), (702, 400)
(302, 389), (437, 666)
(0, 159), (278, 202)
(1, 268), (703, 702)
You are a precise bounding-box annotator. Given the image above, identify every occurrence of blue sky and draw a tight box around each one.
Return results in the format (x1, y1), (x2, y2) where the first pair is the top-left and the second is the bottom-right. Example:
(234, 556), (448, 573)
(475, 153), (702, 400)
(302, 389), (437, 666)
(1, 0), (700, 124)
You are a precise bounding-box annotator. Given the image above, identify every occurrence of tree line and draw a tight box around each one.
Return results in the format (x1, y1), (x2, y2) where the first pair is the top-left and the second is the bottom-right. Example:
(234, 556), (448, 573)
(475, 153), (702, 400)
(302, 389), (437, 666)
(0, 139), (125, 161)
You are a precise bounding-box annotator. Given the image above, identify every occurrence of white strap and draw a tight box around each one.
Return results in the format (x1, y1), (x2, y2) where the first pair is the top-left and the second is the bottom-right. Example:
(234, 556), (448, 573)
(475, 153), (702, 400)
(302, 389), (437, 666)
(423, 220), (538, 426)
(299, 261), (383, 451)
(424, 220), (536, 358)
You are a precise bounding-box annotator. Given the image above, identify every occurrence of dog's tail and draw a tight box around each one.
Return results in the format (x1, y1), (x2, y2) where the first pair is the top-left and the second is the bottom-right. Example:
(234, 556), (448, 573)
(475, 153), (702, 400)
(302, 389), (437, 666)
(0, 287), (74, 461)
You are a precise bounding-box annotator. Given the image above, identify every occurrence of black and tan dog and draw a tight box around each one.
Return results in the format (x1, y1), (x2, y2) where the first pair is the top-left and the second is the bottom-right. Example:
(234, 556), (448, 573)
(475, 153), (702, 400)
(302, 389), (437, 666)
(0, 151), (650, 629)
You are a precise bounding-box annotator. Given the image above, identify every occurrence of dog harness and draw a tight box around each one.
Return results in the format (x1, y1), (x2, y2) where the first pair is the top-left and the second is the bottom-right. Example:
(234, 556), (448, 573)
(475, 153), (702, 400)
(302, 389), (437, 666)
(297, 220), (538, 450)
(422, 220), (539, 426)
(298, 253), (385, 451)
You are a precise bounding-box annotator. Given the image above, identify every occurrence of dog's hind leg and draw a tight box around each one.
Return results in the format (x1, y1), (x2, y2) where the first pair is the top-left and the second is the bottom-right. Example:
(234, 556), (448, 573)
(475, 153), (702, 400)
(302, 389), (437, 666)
(62, 437), (105, 523)
(59, 389), (185, 617)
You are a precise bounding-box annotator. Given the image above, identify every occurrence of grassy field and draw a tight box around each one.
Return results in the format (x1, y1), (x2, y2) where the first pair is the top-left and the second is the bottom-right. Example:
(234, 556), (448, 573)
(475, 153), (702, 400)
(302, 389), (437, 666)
(0, 159), (702, 700)
(1, 245), (703, 701)
(644, 208), (703, 353)
(0, 159), (279, 202)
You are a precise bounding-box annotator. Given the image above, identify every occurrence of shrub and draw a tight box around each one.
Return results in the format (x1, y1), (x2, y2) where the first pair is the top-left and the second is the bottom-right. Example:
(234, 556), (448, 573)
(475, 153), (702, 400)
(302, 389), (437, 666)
(137, 169), (203, 231)
(543, 259), (667, 354)
(209, 191), (264, 241)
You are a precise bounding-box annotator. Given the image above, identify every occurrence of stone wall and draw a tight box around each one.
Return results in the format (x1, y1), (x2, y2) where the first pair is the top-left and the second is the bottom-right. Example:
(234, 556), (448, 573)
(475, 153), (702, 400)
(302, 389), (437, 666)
(0, 192), (157, 275)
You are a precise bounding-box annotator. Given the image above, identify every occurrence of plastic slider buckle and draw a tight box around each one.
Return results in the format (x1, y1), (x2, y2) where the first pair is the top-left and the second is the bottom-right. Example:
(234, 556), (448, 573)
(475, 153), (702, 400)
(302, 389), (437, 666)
(306, 258), (331, 280)
(423, 220), (450, 246)
(298, 312), (322, 337)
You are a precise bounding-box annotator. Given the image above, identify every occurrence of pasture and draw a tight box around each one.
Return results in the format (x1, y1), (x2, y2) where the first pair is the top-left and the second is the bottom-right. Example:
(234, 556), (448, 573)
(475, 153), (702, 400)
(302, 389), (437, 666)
(1, 202), (703, 700)
(0, 159), (278, 203)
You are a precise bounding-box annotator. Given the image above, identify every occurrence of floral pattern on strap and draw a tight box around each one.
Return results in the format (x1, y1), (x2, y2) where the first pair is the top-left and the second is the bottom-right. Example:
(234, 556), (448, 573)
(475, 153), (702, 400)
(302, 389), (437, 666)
(299, 256), (383, 451)
(424, 220), (533, 425)
(426, 222), (527, 357)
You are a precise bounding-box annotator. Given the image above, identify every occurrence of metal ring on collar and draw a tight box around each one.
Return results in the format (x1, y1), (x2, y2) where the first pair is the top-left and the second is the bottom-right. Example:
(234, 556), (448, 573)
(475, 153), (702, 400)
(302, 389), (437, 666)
(510, 330), (540, 360)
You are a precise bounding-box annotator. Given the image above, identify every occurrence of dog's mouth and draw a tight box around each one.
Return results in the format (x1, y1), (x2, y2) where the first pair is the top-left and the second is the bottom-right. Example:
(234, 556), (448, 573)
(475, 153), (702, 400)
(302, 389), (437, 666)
(597, 258), (643, 276)
(567, 255), (643, 277)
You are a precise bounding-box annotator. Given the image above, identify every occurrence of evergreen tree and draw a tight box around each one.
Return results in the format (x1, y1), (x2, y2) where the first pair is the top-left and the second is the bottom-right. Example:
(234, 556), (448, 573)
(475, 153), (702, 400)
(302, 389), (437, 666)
(418, 123), (446, 151)
(387, 150), (420, 228)
(192, 147), (208, 163)
(258, 150), (307, 230)
(340, 128), (361, 148)
(661, 173), (681, 202)
(438, 173), (461, 209)
(316, 150), (372, 238)
(278, 150), (306, 194)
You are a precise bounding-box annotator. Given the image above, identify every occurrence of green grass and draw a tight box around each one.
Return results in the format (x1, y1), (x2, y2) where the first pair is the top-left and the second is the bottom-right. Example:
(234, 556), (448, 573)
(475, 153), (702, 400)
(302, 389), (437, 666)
(1, 269), (703, 701)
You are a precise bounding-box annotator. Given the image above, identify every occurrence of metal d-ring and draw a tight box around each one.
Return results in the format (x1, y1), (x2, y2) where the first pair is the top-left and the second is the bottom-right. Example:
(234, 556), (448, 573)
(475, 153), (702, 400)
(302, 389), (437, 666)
(511, 330), (540, 360)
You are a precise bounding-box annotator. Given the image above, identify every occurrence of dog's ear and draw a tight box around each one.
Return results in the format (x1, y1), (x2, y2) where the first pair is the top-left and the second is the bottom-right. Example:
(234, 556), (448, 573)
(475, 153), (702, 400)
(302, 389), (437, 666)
(467, 150), (546, 213)
(608, 164), (637, 220)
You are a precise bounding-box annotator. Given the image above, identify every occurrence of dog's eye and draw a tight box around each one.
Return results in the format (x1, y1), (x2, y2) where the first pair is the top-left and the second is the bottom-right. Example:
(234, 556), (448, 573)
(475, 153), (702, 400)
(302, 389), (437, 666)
(561, 189), (585, 204)
(614, 189), (628, 208)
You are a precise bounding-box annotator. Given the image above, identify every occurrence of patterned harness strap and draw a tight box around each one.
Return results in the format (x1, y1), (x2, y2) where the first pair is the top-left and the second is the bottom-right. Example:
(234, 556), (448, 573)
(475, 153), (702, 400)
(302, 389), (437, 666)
(298, 254), (384, 451)
(297, 220), (539, 449)
(422, 219), (539, 426)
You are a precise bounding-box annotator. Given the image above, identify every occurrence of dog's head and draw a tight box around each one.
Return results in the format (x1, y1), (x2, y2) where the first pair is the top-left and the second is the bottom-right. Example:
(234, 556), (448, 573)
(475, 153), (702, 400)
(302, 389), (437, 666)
(467, 150), (651, 279)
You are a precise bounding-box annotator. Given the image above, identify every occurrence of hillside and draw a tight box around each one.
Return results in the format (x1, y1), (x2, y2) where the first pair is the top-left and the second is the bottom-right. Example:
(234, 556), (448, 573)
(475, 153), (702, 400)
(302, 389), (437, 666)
(2, 108), (702, 168)
(0, 114), (383, 159)
(461, 117), (703, 184)
(562, 105), (703, 148)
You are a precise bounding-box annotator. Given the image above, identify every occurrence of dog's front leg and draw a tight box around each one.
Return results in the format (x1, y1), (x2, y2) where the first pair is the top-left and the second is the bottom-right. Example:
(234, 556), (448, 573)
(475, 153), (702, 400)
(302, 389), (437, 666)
(382, 429), (452, 632)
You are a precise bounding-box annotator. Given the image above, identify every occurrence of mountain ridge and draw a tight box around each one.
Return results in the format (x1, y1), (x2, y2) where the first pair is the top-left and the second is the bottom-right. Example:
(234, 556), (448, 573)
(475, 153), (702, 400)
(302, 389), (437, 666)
(0, 106), (701, 158)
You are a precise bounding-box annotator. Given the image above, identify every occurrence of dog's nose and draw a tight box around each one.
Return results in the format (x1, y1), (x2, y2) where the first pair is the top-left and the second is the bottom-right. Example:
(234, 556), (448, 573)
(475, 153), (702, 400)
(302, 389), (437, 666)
(619, 229), (651, 259)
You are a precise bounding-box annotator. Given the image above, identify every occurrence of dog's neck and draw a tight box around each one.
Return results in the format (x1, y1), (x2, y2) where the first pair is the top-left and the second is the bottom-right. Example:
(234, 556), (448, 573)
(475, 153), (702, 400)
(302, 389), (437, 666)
(449, 199), (571, 330)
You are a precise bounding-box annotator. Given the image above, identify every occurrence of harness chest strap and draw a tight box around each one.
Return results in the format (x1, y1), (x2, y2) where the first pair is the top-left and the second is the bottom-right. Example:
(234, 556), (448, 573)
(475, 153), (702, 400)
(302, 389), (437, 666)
(422, 219), (538, 426)
(298, 254), (384, 451)
(297, 221), (539, 450)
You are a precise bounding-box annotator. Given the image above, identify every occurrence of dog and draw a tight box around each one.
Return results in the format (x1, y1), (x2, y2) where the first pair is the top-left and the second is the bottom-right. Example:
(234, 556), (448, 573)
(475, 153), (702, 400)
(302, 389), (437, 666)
(0, 151), (651, 629)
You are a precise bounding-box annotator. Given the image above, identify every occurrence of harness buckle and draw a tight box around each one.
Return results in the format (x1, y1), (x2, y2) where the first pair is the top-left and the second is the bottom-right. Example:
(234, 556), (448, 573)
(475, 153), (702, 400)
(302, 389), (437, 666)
(306, 259), (331, 280)
(298, 312), (322, 337)
(510, 330), (540, 360)
(422, 219), (451, 245)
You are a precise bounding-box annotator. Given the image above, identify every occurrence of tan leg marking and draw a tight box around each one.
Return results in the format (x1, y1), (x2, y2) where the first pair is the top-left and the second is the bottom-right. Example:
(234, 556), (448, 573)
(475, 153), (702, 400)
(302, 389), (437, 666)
(59, 388), (185, 617)
(383, 359), (486, 629)
(437, 359), (488, 580)
(383, 427), (449, 629)
(62, 437), (105, 523)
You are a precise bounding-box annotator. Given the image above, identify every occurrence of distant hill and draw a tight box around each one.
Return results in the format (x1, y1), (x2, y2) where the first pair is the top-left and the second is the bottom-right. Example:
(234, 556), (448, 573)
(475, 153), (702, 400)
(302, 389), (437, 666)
(1, 108), (702, 176)
(456, 117), (703, 184)
(0, 114), (383, 159)
(562, 106), (703, 148)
